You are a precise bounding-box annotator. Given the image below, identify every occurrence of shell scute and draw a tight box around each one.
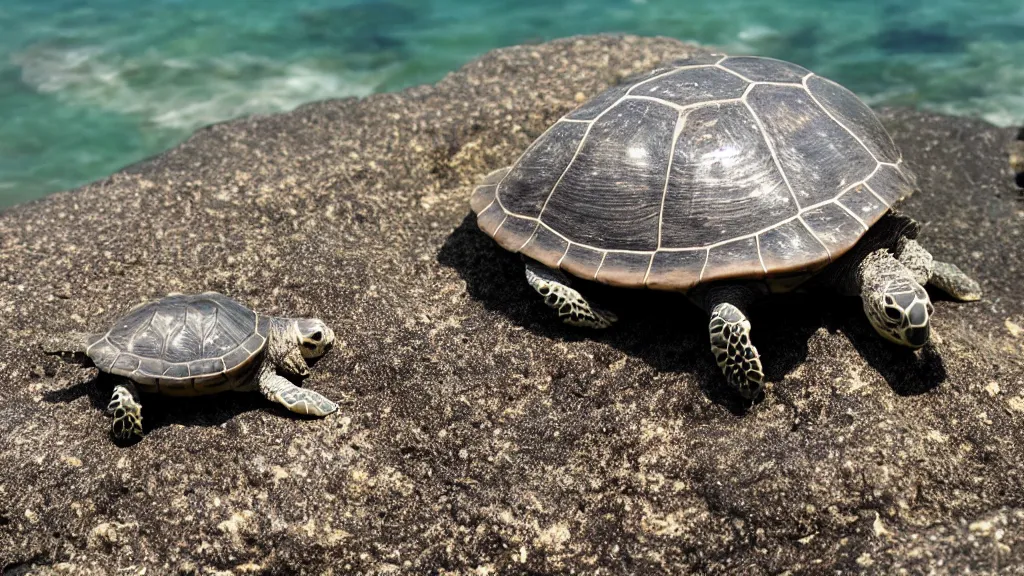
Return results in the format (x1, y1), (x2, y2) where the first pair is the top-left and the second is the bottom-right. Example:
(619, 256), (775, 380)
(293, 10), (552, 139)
(746, 83), (876, 207)
(758, 219), (830, 275)
(720, 56), (810, 83)
(867, 164), (915, 205)
(703, 238), (764, 283)
(87, 340), (119, 372)
(567, 84), (631, 120)
(629, 66), (748, 107)
(660, 103), (795, 248)
(241, 332), (267, 356)
(161, 363), (190, 379)
(188, 358), (224, 378)
(492, 215), (536, 253)
(500, 122), (588, 218)
(801, 203), (865, 255)
(559, 244), (604, 280)
(805, 75), (900, 163)
(646, 250), (707, 291)
(596, 252), (653, 287)
(221, 347), (254, 373)
(519, 227), (569, 264)
(111, 354), (141, 374)
(839, 185), (887, 222)
(137, 358), (164, 378)
(542, 98), (677, 251)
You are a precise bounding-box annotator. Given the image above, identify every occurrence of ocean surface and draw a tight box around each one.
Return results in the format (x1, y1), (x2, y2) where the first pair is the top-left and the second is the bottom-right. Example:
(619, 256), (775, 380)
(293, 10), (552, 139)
(1, 0), (1022, 208)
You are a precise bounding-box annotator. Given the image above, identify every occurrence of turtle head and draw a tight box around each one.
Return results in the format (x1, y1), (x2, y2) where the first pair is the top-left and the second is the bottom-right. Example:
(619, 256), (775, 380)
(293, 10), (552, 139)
(863, 278), (933, 349)
(293, 319), (335, 359)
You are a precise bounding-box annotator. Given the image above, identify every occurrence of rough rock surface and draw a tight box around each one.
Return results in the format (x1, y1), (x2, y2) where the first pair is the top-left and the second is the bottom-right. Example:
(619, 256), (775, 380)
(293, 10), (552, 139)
(1, 35), (1023, 575)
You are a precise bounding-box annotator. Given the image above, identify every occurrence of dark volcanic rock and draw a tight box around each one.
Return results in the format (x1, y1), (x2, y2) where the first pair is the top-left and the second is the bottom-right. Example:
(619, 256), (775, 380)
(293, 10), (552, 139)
(1, 35), (1023, 575)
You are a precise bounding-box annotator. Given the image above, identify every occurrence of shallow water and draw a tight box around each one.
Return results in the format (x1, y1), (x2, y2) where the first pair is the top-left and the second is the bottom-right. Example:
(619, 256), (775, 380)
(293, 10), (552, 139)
(1, 0), (1022, 208)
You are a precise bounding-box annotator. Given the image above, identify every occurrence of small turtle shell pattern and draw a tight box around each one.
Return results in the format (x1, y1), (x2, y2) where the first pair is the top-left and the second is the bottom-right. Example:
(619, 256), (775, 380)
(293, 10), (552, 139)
(471, 53), (917, 292)
(84, 293), (270, 395)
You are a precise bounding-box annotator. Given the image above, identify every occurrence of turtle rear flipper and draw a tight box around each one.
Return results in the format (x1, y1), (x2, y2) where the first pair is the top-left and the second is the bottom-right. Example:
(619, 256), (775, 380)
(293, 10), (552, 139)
(108, 379), (144, 441)
(525, 260), (617, 329)
(42, 332), (98, 367)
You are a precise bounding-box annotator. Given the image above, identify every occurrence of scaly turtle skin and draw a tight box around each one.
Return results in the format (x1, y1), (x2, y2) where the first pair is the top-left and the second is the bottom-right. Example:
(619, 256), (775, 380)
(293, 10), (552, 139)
(47, 292), (339, 440)
(471, 53), (981, 399)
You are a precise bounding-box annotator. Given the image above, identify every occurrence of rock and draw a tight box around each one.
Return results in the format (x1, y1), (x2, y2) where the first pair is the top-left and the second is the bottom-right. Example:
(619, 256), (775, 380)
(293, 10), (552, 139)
(87, 521), (136, 550)
(1, 35), (1023, 574)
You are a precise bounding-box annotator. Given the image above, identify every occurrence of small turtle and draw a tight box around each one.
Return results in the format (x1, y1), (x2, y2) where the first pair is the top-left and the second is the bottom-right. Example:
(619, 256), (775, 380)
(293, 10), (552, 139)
(47, 292), (339, 440)
(470, 53), (981, 398)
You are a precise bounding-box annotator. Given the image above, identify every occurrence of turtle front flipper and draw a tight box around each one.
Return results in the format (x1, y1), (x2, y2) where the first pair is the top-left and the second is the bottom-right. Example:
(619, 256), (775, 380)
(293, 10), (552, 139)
(107, 379), (144, 440)
(709, 303), (764, 398)
(698, 286), (765, 399)
(258, 369), (338, 417)
(896, 238), (981, 302)
(524, 259), (617, 329)
(929, 261), (982, 301)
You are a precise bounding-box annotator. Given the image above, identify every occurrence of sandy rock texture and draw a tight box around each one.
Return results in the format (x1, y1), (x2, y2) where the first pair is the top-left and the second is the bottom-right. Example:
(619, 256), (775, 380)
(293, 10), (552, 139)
(1, 35), (1023, 575)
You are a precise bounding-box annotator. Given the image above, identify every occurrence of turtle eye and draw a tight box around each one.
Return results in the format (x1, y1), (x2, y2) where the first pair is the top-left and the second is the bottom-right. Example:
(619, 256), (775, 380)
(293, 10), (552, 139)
(884, 295), (895, 306)
(310, 331), (323, 342)
(885, 307), (902, 321)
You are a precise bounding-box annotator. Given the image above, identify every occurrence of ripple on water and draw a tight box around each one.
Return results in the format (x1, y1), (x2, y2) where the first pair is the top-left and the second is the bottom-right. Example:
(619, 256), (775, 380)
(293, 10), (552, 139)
(0, 0), (1022, 208)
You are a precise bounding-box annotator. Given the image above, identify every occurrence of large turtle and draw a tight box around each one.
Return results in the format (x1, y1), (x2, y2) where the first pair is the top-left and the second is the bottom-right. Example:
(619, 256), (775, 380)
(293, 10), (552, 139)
(46, 292), (339, 440)
(470, 53), (981, 398)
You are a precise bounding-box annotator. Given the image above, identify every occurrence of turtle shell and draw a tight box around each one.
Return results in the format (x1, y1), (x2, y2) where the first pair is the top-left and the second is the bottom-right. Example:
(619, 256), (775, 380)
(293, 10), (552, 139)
(471, 53), (917, 292)
(84, 292), (269, 396)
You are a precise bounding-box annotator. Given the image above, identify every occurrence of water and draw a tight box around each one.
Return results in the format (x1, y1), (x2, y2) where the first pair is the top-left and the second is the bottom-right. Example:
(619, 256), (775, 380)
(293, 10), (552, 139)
(1, 0), (1022, 208)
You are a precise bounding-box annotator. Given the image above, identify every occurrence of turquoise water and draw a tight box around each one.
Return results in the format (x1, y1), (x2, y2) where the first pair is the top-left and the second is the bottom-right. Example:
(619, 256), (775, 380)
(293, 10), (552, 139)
(1, 0), (1023, 208)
